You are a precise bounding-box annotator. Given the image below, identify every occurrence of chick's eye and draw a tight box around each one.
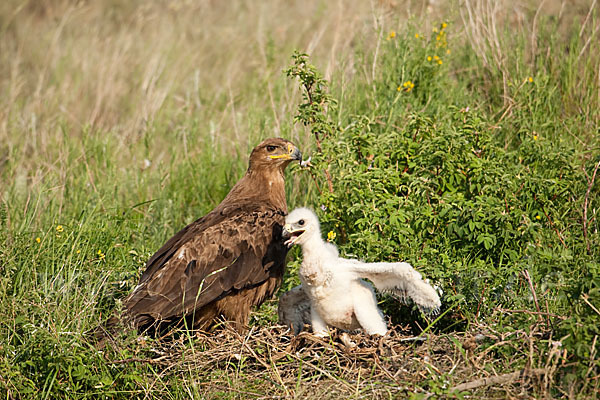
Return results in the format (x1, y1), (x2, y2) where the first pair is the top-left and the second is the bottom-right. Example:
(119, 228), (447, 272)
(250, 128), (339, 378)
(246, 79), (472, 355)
(266, 145), (277, 152)
(298, 219), (305, 226)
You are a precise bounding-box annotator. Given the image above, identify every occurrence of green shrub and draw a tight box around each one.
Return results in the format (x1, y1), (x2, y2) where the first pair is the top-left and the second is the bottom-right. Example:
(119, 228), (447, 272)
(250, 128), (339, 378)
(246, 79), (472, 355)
(286, 22), (599, 380)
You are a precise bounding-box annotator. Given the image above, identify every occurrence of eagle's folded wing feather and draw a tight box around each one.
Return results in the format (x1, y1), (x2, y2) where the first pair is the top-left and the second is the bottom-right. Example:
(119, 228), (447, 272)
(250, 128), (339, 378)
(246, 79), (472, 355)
(124, 206), (285, 325)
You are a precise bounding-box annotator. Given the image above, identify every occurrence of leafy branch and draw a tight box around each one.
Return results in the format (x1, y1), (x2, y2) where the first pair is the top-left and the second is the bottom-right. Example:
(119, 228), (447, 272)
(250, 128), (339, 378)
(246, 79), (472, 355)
(286, 51), (337, 192)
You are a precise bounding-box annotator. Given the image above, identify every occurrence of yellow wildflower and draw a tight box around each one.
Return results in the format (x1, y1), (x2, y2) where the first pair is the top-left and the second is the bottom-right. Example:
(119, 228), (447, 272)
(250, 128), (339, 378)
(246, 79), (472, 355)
(327, 231), (337, 242)
(438, 59), (443, 65)
(76, 249), (81, 254)
(533, 134), (538, 141)
(56, 225), (64, 233)
(387, 30), (396, 40)
(527, 76), (533, 83)
(436, 35), (441, 41)
(97, 249), (105, 260)
(400, 80), (415, 92)
(415, 33), (420, 39)
(36, 237), (41, 243)
(446, 49), (451, 54)
(442, 22), (448, 29)
(433, 55), (440, 60)
(535, 215), (541, 220)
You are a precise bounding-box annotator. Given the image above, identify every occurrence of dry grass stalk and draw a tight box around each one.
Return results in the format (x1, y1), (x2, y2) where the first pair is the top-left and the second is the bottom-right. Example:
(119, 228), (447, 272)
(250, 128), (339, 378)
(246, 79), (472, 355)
(461, 0), (511, 107)
(450, 367), (547, 392)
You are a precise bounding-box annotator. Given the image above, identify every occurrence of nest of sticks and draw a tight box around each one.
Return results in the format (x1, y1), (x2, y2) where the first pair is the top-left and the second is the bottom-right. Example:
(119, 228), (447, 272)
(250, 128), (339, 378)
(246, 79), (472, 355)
(106, 321), (562, 398)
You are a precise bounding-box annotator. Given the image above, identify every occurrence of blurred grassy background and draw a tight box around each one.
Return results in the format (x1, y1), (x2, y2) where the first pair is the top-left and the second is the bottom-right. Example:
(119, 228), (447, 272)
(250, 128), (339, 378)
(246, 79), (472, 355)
(2, 0), (596, 231)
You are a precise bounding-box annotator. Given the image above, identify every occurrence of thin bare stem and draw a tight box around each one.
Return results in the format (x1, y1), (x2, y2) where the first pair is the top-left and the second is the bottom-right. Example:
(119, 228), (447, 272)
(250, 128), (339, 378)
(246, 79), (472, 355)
(579, 0), (598, 38)
(583, 160), (600, 254)
(522, 269), (542, 322)
(582, 294), (600, 317)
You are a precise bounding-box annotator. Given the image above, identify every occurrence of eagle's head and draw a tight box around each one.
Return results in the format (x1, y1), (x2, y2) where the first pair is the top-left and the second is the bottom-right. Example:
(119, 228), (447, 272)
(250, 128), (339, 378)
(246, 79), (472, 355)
(248, 137), (302, 171)
(282, 207), (321, 247)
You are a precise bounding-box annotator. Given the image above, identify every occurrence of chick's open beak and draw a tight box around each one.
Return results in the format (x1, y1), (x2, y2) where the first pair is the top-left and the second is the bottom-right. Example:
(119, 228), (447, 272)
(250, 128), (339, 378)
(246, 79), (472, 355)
(282, 223), (304, 248)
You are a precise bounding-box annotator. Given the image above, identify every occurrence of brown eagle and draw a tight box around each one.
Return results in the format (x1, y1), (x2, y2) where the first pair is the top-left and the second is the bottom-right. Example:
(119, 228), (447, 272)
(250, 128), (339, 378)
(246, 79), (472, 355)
(118, 138), (301, 334)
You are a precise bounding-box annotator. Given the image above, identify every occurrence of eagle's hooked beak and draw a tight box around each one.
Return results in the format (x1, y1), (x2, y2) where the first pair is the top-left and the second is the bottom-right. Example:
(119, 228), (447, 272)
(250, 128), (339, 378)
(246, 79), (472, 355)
(282, 224), (292, 237)
(289, 144), (302, 161)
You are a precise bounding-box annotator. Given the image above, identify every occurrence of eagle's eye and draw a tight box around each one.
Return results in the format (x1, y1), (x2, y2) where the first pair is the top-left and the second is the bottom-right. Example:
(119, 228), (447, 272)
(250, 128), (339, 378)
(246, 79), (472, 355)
(298, 219), (305, 226)
(266, 145), (277, 152)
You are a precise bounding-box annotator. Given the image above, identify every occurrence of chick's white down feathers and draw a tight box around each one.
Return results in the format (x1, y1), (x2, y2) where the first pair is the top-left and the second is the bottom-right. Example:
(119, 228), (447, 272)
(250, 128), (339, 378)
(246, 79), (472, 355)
(279, 207), (441, 336)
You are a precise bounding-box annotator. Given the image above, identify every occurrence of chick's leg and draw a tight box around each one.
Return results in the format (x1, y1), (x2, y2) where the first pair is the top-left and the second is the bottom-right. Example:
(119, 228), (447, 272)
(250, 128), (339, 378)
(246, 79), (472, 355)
(311, 307), (329, 337)
(353, 282), (388, 336)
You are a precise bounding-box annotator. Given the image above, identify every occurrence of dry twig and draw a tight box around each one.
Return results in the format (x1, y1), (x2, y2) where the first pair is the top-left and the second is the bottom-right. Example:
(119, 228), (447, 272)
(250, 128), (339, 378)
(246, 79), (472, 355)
(450, 368), (546, 392)
(522, 269), (543, 321)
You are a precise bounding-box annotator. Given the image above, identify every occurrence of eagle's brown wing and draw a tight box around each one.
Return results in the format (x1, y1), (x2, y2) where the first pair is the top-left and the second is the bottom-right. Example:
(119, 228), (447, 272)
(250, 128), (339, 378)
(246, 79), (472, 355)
(124, 203), (287, 328)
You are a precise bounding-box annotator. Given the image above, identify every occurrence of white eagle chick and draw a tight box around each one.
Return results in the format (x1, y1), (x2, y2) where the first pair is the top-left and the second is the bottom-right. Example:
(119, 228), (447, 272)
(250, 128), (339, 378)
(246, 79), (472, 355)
(280, 207), (441, 337)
